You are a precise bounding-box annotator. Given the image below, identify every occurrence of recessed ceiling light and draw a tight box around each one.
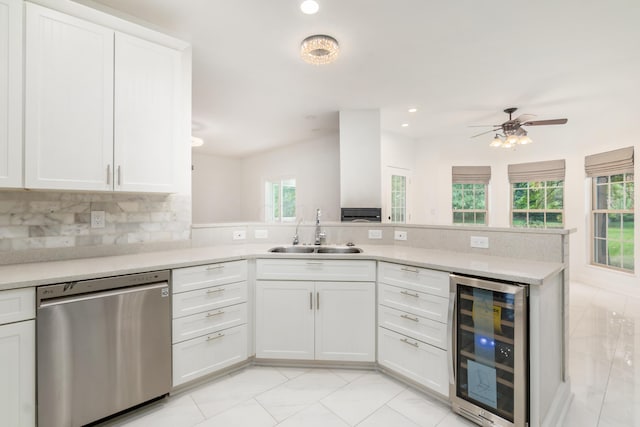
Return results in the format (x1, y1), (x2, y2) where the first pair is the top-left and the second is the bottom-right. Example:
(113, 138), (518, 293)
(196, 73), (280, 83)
(401, 123), (409, 128)
(300, 0), (319, 14)
(408, 108), (418, 113)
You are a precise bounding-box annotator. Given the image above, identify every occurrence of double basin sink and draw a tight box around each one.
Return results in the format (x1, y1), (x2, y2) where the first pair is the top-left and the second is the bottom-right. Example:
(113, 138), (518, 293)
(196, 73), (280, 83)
(268, 246), (362, 254)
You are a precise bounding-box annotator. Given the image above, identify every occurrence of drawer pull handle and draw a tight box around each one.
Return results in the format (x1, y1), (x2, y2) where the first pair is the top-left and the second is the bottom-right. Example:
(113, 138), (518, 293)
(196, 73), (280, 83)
(206, 332), (225, 341)
(401, 266), (419, 274)
(206, 265), (225, 271)
(206, 288), (225, 295)
(400, 314), (419, 322)
(206, 310), (225, 317)
(306, 262), (324, 265)
(400, 290), (420, 298)
(401, 338), (419, 348)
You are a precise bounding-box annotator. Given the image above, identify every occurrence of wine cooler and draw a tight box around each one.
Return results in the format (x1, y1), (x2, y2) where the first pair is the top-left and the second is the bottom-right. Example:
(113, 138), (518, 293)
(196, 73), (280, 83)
(449, 274), (528, 427)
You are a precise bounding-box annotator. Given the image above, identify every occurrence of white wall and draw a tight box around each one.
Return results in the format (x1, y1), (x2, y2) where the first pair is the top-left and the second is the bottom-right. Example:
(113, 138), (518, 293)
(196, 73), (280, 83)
(339, 110), (381, 208)
(191, 152), (242, 223)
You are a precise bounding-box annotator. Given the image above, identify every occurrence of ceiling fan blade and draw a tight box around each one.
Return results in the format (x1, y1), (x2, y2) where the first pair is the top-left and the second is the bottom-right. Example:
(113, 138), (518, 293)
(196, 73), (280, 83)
(514, 114), (536, 123)
(470, 128), (501, 138)
(468, 124), (501, 128)
(522, 118), (568, 126)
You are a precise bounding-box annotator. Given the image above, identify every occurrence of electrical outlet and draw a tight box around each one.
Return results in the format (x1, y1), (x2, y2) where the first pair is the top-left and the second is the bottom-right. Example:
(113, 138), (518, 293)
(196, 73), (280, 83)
(368, 229), (382, 239)
(394, 230), (407, 241)
(233, 230), (246, 240)
(254, 229), (268, 239)
(470, 236), (489, 248)
(90, 211), (105, 228)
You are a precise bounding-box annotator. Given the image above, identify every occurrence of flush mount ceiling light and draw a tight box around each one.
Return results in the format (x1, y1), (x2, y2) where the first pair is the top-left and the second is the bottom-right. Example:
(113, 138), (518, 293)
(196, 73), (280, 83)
(300, 0), (319, 14)
(300, 34), (339, 65)
(191, 136), (204, 147)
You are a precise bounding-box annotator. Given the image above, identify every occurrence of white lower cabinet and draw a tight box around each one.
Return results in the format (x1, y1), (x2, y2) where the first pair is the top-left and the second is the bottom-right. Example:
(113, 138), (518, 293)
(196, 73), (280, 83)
(172, 263), (248, 387)
(0, 288), (35, 427)
(378, 327), (448, 396)
(377, 262), (450, 398)
(255, 260), (376, 362)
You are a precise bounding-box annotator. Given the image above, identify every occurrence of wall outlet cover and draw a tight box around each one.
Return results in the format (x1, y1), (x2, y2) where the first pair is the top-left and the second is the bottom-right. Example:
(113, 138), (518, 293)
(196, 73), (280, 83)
(368, 229), (383, 239)
(394, 230), (407, 241)
(254, 229), (268, 239)
(233, 230), (246, 240)
(90, 211), (105, 228)
(470, 236), (489, 249)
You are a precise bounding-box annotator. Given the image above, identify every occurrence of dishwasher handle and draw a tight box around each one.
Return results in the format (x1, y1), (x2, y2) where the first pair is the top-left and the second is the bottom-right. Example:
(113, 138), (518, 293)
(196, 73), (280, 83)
(38, 282), (169, 309)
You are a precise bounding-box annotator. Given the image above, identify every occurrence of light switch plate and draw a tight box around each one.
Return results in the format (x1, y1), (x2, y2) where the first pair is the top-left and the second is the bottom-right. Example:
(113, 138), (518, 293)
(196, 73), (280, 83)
(90, 211), (105, 228)
(233, 230), (246, 240)
(470, 236), (489, 248)
(394, 230), (407, 241)
(254, 229), (268, 239)
(368, 229), (382, 239)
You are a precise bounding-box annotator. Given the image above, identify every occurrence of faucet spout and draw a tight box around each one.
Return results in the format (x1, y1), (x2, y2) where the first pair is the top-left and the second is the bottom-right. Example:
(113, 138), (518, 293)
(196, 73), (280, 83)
(293, 218), (303, 245)
(314, 209), (326, 245)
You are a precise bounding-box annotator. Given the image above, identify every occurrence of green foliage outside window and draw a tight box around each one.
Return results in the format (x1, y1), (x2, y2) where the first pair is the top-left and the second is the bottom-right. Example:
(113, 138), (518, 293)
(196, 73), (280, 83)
(511, 180), (564, 228)
(452, 183), (487, 225)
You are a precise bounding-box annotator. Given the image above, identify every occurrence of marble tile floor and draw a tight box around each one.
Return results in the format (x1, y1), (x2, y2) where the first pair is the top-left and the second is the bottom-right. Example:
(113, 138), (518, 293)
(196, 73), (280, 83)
(101, 281), (638, 427)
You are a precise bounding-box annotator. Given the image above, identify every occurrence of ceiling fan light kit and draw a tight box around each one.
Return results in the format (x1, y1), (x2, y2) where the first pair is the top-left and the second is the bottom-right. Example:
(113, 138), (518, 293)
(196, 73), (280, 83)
(300, 34), (339, 65)
(471, 107), (568, 149)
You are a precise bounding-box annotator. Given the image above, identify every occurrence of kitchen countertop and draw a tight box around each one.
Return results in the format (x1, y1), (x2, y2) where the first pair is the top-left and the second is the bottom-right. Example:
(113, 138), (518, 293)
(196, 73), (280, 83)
(0, 244), (565, 291)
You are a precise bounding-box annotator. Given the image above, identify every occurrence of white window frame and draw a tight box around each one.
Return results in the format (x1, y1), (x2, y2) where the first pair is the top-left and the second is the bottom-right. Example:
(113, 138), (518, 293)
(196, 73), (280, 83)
(383, 167), (411, 223)
(510, 180), (564, 228)
(264, 177), (296, 223)
(452, 182), (488, 225)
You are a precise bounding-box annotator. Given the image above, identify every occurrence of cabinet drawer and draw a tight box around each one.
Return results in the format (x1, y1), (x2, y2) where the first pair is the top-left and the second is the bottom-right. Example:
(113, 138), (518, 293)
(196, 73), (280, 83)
(172, 260), (247, 294)
(173, 303), (247, 344)
(173, 282), (247, 319)
(378, 305), (447, 350)
(378, 283), (448, 324)
(378, 327), (448, 397)
(0, 288), (35, 324)
(378, 262), (449, 298)
(172, 324), (247, 387)
(256, 259), (375, 282)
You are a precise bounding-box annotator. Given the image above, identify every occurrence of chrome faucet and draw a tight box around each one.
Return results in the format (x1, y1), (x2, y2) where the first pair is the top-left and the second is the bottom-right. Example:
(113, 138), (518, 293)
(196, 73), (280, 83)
(292, 218), (303, 245)
(314, 209), (326, 245)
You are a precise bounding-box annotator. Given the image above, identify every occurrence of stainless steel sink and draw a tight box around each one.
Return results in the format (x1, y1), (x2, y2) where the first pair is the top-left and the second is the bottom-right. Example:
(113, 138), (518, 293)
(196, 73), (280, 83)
(268, 246), (316, 253)
(315, 247), (363, 254)
(268, 246), (362, 254)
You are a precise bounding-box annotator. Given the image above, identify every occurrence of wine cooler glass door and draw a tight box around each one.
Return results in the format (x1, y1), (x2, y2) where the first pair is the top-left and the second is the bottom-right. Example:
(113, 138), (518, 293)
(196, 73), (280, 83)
(450, 275), (527, 427)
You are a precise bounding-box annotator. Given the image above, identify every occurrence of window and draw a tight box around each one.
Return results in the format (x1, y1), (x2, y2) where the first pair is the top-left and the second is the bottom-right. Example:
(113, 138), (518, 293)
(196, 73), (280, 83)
(586, 146), (635, 272)
(508, 160), (565, 228)
(390, 174), (406, 223)
(265, 178), (296, 222)
(592, 173), (634, 271)
(511, 180), (564, 228)
(451, 166), (491, 225)
(452, 183), (487, 225)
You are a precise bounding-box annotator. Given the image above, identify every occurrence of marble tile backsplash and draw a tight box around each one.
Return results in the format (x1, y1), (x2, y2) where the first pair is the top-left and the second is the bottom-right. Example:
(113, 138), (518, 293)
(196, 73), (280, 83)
(0, 191), (191, 264)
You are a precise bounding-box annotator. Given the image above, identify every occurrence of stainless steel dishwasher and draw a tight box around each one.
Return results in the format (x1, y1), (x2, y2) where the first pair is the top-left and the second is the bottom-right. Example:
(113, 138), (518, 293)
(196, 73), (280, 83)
(37, 270), (172, 427)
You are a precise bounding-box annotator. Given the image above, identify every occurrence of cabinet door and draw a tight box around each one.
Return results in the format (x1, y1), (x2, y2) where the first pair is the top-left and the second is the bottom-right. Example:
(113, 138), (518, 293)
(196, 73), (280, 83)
(0, 320), (35, 427)
(25, 3), (113, 191)
(255, 281), (314, 360)
(0, 0), (22, 188)
(114, 33), (181, 193)
(315, 282), (375, 362)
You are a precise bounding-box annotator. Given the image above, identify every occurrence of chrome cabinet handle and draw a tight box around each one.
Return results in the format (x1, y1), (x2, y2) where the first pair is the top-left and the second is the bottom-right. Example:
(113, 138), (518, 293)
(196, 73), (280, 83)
(306, 262), (324, 265)
(206, 310), (224, 317)
(206, 265), (225, 271)
(117, 165), (122, 186)
(401, 338), (419, 348)
(317, 292), (320, 310)
(206, 332), (225, 341)
(401, 266), (419, 274)
(106, 164), (111, 185)
(310, 292), (313, 310)
(400, 290), (420, 298)
(206, 288), (224, 295)
(400, 314), (419, 322)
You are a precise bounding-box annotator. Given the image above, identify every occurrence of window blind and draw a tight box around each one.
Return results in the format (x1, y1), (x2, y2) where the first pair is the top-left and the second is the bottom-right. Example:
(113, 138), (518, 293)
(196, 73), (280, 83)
(451, 166), (491, 184)
(508, 159), (565, 183)
(584, 146), (634, 177)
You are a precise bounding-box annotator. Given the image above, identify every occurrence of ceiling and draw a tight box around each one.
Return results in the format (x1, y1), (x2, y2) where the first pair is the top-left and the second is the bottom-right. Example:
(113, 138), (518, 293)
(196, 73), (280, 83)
(85, 0), (640, 157)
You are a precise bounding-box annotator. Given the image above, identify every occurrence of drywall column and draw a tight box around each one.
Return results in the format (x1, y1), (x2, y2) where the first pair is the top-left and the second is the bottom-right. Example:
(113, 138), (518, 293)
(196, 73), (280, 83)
(339, 110), (381, 208)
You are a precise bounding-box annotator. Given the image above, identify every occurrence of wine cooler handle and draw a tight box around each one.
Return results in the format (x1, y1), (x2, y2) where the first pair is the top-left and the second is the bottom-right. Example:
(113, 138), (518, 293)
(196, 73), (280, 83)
(447, 284), (456, 389)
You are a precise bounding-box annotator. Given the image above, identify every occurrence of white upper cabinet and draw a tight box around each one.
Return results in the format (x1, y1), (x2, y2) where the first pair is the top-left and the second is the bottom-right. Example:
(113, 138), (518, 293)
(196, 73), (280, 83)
(0, 0), (23, 188)
(114, 33), (181, 193)
(24, 3), (186, 193)
(25, 3), (114, 191)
